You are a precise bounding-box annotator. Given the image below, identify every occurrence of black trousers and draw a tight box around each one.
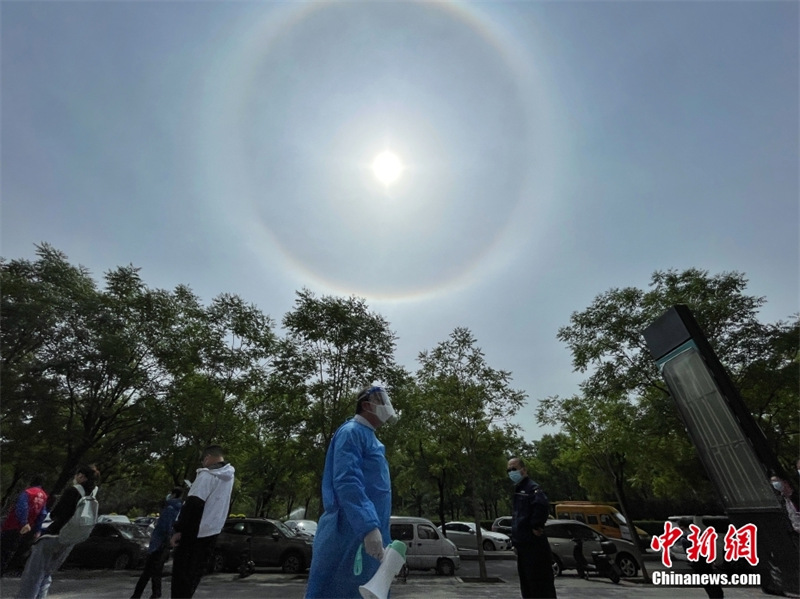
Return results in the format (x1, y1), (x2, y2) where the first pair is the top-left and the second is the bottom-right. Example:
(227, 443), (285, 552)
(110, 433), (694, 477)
(516, 536), (557, 598)
(170, 535), (217, 599)
(131, 545), (169, 598)
(690, 559), (725, 598)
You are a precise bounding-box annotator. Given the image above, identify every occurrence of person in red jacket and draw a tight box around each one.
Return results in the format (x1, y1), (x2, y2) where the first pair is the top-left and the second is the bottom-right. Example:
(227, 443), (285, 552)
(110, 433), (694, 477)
(0, 475), (48, 576)
(16, 465), (99, 599)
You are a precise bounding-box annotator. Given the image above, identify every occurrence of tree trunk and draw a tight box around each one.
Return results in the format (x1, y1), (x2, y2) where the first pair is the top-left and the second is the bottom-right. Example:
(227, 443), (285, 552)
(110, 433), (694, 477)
(472, 492), (488, 580)
(613, 480), (649, 582)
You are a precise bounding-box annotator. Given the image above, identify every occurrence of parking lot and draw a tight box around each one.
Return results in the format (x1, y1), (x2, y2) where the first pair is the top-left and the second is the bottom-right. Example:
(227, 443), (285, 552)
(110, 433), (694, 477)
(0, 552), (772, 599)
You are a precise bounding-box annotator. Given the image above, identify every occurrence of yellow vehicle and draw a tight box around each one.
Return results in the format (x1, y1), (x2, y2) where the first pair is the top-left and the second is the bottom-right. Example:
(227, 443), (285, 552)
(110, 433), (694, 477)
(554, 502), (649, 542)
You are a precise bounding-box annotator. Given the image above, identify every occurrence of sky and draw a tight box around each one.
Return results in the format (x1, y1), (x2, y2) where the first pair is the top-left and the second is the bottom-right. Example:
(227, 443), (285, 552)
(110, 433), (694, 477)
(2, 1), (798, 444)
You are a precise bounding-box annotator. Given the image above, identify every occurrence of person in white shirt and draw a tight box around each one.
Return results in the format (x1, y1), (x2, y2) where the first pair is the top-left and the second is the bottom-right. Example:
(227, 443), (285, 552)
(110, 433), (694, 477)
(170, 445), (235, 598)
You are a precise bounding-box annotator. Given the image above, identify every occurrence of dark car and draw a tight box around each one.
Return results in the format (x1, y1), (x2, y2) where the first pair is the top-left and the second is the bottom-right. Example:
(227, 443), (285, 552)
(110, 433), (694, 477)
(210, 518), (313, 574)
(64, 522), (150, 570)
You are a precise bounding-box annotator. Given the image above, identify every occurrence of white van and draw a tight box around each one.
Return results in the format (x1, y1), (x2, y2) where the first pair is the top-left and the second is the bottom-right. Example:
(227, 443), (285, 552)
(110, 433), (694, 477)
(389, 516), (461, 575)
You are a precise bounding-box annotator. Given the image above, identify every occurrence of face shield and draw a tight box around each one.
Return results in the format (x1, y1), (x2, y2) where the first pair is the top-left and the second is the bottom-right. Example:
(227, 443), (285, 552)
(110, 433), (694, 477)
(365, 386), (399, 425)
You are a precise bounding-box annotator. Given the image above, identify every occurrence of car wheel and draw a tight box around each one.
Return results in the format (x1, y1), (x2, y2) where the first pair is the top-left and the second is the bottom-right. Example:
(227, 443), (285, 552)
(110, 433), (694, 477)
(551, 557), (563, 577)
(436, 558), (455, 576)
(616, 553), (638, 577)
(482, 539), (495, 551)
(281, 551), (304, 574)
(112, 552), (131, 570)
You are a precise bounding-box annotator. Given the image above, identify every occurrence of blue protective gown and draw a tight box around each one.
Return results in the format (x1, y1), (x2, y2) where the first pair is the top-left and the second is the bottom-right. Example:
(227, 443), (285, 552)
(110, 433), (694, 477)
(305, 417), (392, 599)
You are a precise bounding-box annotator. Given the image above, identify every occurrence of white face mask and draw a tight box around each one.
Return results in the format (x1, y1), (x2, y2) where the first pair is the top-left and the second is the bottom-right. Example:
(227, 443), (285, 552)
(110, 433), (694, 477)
(371, 400), (398, 425)
(772, 481), (784, 492)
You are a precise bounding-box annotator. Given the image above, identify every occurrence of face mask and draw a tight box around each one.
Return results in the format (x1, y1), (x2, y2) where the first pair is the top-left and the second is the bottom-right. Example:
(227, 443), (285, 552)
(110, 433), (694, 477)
(772, 481), (784, 492)
(797, 470), (800, 478)
(372, 401), (398, 425)
(509, 470), (523, 484)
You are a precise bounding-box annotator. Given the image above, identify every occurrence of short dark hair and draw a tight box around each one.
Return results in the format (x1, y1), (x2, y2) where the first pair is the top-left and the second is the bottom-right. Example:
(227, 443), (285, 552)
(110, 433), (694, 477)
(509, 456), (526, 469)
(171, 486), (184, 499)
(76, 464), (100, 493)
(29, 474), (45, 488)
(355, 387), (373, 415)
(201, 445), (225, 460)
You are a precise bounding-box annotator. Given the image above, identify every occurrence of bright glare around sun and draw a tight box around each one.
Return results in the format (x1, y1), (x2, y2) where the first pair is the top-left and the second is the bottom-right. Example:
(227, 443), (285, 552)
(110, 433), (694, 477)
(371, 151), (404, 186)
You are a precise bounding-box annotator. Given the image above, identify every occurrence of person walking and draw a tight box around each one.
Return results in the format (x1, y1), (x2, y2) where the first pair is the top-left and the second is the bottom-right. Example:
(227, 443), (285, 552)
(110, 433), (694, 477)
(305, 386), (398, 598)
(507, 456), (556, 599)
(170, 446), (235, 599)
(131, 487), (184, 599)
(15, 465), (100, 599)
(1, 474), (49, 576)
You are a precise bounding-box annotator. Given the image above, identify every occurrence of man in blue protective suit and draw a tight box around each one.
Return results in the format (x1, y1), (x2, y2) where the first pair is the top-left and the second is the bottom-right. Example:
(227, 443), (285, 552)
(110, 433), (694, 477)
(306, 386), (398, 599)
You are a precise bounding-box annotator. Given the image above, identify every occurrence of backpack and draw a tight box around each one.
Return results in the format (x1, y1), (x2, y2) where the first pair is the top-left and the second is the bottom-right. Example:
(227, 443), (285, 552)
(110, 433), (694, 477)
(58, 484), (99, 545)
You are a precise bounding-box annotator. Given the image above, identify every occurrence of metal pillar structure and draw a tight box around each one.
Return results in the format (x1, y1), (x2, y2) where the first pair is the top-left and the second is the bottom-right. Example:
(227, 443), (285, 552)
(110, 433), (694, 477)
(643, 304), (798, 595)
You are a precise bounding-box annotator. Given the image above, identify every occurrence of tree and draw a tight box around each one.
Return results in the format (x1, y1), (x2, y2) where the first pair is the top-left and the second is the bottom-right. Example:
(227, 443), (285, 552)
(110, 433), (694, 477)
(537, 391), (650, 578)
(416, 327), (526, 580)
(528, 434), (585, 502)
(537, 268), (799, 578)
(1, 245), (174, 497)
(279, 289), (401, 513)
(153, 289), (277, 489)
(553, 268), (798, 484)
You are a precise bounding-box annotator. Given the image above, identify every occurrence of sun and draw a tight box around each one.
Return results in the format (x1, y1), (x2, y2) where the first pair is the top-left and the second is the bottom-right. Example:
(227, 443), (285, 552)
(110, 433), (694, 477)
(371, 151), (404, 186)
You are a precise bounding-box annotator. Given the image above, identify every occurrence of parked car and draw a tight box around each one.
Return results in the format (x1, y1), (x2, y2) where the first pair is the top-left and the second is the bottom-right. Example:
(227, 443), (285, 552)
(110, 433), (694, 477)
(98, 514), (132, 525)
(211, 517), (313, 574)
(390, 516), (460, 575)
(491, 516), (512, 536)
(545, 519), (640, 578)
(438, 521), (511, 551)
(284, 519), (317, 539)
(133, 516), (156, 534)
(64, 522), (149, 570)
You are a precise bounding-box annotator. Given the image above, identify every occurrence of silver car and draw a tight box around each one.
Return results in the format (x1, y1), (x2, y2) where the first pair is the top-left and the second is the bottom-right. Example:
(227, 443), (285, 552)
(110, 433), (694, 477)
(545, 519), (640, 578)
(491, 516), (512, 536)
(438, 521), (511, 551)
(284, 519), (317, 539)
(390, 516), (461, 575)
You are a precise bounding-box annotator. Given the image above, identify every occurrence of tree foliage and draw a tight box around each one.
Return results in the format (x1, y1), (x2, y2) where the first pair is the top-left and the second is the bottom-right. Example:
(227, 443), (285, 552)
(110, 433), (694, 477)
(538, 268), (798, 521)
(415, 327), (526, 579)
(5, 250), (794, 533)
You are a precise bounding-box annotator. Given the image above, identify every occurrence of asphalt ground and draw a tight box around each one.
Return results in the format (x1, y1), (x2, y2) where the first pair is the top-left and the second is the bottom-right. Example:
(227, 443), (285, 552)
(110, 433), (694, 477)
(0, 552), (777, 599)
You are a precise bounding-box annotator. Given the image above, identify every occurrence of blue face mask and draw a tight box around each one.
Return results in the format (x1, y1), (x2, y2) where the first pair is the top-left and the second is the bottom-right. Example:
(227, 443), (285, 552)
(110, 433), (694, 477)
(508, 470), (523, 484)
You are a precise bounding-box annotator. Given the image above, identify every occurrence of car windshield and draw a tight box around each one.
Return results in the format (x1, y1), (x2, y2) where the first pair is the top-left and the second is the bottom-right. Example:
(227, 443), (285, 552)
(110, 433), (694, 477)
(613, 510), (628, 524)
(274, 521), (295, 536)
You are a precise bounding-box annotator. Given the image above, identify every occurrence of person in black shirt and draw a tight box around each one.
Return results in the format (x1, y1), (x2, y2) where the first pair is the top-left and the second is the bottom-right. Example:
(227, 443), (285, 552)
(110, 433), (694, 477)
(16, 465), (99, 599)
(507, 456), (556, 598)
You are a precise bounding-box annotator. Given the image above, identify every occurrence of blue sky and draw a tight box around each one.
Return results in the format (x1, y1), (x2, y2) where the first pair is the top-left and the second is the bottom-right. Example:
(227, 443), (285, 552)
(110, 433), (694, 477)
(2, 1), (797, 443)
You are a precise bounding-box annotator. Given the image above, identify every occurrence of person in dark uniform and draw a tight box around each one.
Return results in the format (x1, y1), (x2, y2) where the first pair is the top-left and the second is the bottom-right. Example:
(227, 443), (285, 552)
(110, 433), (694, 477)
(507, 456), (556, 599)
(673, 517), (724, 599)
